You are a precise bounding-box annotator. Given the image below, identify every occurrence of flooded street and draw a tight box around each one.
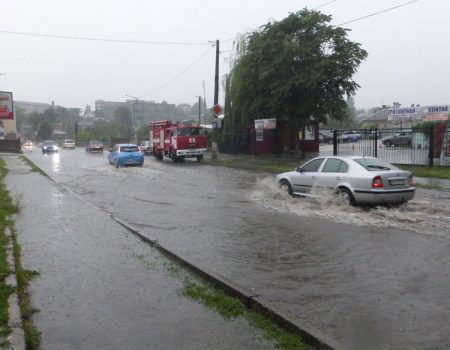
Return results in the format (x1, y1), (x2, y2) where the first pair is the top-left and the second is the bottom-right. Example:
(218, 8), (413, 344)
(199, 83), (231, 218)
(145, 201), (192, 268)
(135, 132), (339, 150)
(21, 148), (450, 349)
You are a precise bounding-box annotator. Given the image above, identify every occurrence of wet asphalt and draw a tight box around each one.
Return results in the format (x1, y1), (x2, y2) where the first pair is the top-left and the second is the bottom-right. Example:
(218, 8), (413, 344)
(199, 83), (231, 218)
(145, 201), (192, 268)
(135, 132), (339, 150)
(3, 154), (275, 350)
(5, 148), (450, 350)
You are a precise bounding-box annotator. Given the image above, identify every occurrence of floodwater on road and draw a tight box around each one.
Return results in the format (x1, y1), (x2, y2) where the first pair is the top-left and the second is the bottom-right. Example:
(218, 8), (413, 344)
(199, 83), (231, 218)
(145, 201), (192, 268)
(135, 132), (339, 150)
(4, 154), (276, 350)
(20, 147), (450, 349)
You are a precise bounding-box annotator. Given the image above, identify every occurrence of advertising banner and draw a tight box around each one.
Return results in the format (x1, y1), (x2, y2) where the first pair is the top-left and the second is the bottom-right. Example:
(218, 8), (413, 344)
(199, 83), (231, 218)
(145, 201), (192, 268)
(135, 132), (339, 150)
(0, 92), (14, 120)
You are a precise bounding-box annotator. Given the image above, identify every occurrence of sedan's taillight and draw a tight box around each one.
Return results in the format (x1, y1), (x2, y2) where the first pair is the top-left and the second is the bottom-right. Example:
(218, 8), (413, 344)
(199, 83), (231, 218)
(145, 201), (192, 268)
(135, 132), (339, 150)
(372, 175), (383, 188)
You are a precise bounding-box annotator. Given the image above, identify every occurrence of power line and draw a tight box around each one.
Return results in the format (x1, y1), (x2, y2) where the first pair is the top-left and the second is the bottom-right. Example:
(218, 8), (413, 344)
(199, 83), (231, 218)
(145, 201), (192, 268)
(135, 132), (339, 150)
(135, 44), (215, 99)
(0, 29), (211, 46)
(335, 0), (418, 27)
(312, 0), (337, 10)
(220, 0), (419, 55)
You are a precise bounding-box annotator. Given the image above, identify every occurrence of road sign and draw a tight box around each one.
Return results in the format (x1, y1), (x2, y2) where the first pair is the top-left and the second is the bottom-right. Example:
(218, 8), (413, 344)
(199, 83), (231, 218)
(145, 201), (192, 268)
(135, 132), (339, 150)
(212, 104), (222, 116)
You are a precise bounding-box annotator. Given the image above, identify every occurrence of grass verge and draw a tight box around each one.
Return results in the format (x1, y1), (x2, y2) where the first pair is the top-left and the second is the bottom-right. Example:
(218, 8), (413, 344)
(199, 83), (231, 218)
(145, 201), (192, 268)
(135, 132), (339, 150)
(10, 227), (40, 349)
(396, 164), (450, 180)
(205, 155), (298, 174)
(205, 153), (450, 180)
(181, 278), (313, 350)
(18, 156), (46, 176)
(135, 254), (313, 350)
(0, 157), (41, 349)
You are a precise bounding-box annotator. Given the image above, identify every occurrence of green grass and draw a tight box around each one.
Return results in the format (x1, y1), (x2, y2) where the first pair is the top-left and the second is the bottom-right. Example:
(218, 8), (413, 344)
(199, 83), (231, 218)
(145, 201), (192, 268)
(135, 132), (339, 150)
(0, 157), (41, 349)
(134, 252), (313, 350)
(205, 155), (298, 174)
(181, 280), (246, 319)
(10, 230), (40, 350)
(396, 164), (450, 180)
(18, 156), (46, 176)
(205, 154), (450, 180)
(181, 278), (313, 350)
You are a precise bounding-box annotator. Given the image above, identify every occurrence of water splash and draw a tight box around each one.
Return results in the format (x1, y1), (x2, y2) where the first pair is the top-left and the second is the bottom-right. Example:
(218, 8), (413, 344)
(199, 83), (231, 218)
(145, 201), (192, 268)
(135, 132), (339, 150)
(251, 176), (450, 238)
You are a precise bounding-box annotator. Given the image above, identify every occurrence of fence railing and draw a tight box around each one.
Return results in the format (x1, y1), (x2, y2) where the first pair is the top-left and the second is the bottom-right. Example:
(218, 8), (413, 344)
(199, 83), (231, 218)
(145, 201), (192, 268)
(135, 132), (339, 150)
(322, 127), (450, 167)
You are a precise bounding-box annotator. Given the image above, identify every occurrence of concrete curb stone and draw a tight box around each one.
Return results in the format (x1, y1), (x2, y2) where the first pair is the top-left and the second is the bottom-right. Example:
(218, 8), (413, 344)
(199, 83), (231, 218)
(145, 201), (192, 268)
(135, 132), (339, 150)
(112, 216), (346, 350)
(4, 228), (26, 350)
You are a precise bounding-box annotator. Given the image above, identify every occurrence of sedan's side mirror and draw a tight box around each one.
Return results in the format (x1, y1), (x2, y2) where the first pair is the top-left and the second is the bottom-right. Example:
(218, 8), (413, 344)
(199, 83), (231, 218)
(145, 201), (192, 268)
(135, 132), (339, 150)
(296, 167), (302, 172)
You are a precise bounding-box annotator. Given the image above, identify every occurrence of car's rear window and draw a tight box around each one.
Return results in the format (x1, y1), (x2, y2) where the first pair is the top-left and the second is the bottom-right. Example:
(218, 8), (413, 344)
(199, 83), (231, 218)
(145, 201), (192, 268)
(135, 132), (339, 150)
(354, 158), (399, 171)
(119, 146), (139, 152)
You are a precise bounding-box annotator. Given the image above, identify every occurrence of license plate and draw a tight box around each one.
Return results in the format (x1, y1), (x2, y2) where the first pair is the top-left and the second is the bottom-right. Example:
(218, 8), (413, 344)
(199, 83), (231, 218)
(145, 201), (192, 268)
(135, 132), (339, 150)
(390, 179), (405, 185)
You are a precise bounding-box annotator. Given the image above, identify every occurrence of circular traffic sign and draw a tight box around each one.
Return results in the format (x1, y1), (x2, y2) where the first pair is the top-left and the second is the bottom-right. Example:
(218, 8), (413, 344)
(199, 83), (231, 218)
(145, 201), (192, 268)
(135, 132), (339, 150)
(212, 104), (222, 115)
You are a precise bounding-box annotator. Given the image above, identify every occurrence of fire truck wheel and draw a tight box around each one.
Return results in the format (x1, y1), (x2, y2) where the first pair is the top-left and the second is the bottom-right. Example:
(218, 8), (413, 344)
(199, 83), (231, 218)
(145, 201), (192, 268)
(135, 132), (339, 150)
(157, 152), (163, 161)
(196, 155), (203, 162)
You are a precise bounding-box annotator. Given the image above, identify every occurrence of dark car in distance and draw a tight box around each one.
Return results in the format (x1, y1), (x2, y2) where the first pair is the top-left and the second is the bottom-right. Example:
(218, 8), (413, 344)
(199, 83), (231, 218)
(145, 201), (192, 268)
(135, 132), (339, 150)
(41, 140), (58, 153)
(86, 141), (104, 153)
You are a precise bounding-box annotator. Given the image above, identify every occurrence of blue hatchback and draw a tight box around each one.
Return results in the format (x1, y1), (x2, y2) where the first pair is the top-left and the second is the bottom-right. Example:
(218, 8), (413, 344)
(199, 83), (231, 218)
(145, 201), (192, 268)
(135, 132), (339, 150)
(108, 144), (144, 168)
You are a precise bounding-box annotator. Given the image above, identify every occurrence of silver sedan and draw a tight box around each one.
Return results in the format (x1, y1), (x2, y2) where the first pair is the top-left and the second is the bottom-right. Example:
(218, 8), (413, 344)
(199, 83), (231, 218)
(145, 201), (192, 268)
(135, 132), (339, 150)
(275, 156), (416, 205)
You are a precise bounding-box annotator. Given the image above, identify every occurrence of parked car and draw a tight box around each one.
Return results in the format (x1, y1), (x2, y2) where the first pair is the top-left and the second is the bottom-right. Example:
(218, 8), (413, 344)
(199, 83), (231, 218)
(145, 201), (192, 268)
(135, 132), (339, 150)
(382, 132), (412, 147)
(86, 140), (104, 153)
(41, 140), (58, 154)
(108, 144), (144, 168)
(275, 156), (415, 206)
(139, 140), (153, 155)
(338, 130), (360, 142)
(62, 139), (76, 149)
(319, 132), (333, 144)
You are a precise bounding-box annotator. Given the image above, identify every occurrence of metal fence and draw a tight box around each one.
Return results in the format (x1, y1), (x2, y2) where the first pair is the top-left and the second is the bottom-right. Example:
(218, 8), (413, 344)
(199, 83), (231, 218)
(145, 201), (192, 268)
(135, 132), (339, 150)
(322, 127), (450, 167)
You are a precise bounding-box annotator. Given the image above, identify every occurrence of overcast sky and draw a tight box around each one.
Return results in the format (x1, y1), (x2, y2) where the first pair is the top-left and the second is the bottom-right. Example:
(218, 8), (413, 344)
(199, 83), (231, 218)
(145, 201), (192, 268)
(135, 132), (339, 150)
(1, 0), (449, 111)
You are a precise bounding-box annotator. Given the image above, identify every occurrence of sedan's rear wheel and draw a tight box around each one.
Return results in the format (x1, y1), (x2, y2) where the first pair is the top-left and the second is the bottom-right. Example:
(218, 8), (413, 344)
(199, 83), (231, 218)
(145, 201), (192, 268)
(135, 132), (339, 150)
(279, 180), (293, 195)
(337, 187), (355, 206)
(385, 140), (392, 147)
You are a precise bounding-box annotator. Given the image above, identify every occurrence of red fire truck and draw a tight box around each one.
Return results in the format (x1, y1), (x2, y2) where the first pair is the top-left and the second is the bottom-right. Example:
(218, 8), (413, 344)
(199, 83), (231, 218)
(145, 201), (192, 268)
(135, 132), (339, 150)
(149, 120), (207, 162)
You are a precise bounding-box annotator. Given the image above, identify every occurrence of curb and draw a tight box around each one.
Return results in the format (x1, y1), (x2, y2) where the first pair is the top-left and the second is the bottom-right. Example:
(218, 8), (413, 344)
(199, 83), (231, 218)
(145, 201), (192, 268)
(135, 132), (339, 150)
(112, 217), (346, 350)
(4, 228), (26, 350)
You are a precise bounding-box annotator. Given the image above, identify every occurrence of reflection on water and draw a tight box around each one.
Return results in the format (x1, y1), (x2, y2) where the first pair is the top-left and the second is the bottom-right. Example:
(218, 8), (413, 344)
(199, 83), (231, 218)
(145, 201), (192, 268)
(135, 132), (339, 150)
(51, 152), (60, 172)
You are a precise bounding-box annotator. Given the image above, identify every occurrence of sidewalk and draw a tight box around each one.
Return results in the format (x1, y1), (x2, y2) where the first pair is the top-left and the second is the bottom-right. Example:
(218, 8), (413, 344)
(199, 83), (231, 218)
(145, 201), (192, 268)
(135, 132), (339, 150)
(3, 155), (278, 350)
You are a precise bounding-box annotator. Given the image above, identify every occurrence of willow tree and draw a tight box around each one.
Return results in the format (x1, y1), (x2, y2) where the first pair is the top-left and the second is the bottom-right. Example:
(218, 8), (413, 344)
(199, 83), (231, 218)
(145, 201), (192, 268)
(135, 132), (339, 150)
(225, 9), (368, 153)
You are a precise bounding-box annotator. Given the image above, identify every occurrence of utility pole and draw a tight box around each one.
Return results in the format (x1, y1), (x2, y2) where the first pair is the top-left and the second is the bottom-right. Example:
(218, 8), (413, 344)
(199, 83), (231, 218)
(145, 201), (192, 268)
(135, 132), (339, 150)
(198, 96), (201, 125)
(212, 39), (220, 159)
(126, 94), (139, 144)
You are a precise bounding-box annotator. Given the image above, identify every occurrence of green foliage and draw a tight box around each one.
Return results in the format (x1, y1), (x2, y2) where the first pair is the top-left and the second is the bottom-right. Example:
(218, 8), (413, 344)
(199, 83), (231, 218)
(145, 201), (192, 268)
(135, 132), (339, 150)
(137, 125), (149, 140)
(182, 280), (245, 318)
(225, 9), (367, 133)
(76, 131), (95, 143)
(37, 119), (53, 140)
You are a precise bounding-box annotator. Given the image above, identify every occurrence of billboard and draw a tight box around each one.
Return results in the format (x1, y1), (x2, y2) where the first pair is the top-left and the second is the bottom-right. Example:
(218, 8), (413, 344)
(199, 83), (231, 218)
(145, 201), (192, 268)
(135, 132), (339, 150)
(0, 92), (14, 120)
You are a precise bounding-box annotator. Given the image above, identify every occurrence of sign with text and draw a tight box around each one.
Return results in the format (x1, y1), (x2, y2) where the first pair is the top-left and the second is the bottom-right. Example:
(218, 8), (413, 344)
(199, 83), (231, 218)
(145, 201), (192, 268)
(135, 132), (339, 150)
(0, 92), (14, 120)
(254, 119), (276, 142)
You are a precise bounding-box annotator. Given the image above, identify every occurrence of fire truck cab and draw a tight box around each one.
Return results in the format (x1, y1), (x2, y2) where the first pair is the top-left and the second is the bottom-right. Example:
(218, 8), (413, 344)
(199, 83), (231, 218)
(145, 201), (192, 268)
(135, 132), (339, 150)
(149, 120), (207, 162)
